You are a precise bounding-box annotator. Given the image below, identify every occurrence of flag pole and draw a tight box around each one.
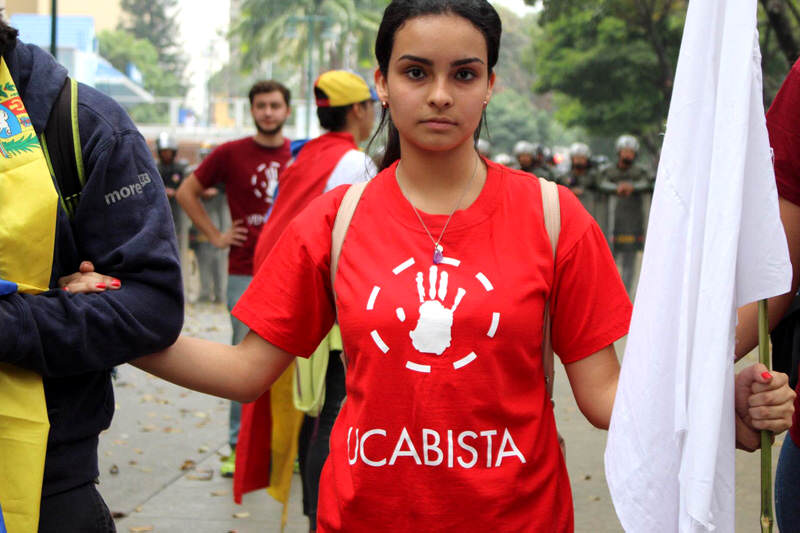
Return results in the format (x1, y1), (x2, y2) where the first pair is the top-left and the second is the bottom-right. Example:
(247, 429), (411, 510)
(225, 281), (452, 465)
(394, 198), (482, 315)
(758, 298), (773, 533)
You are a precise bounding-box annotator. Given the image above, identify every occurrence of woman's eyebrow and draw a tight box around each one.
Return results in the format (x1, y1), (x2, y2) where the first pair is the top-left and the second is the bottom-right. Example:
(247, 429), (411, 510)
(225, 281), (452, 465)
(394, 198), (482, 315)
(397, 55), (485, 67)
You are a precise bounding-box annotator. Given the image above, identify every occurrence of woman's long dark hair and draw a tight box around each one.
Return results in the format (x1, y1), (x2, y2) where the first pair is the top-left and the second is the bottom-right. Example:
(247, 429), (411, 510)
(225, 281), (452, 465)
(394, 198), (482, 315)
(368, 0), (502, 171)
(0, 12), (19, 58)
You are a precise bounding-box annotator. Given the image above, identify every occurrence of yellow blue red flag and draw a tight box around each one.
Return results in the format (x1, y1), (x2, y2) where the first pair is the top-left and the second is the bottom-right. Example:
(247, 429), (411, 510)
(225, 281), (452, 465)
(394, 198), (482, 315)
(0, 56), (57, 533)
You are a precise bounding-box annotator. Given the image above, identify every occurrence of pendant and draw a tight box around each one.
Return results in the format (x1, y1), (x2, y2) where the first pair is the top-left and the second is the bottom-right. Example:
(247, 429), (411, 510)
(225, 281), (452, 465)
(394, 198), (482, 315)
(433, 244), (444, 264)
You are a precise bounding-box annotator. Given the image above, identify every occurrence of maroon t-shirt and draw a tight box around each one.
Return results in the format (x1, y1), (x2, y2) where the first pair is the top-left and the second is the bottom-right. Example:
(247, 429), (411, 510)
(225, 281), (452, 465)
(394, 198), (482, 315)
(766, 59), (800, 446)
(194, 137), (291, 275)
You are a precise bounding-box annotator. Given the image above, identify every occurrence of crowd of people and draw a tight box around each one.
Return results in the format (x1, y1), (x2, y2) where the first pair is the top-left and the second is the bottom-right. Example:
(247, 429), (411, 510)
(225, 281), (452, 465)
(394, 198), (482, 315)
(485, 135), (653, 295)
(1, 1), (799, 532)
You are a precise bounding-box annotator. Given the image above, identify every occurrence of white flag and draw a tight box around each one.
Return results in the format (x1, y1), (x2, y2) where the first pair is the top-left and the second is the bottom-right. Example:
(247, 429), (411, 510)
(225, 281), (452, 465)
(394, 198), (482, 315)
(604, 0), (792, 531)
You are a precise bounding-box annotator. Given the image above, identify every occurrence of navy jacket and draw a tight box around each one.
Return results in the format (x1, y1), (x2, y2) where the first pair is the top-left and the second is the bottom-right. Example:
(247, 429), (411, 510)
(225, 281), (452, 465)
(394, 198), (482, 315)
(0, 40), (183, 495)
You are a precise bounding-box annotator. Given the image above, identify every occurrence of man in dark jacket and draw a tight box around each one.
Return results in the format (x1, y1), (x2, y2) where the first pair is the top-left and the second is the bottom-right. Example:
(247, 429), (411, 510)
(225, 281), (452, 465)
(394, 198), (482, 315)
(0, 19), (182, 532)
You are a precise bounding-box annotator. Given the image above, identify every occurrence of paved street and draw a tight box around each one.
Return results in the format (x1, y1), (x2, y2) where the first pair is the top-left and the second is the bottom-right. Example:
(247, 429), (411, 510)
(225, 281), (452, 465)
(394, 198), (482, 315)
(99, 301), (784, 532)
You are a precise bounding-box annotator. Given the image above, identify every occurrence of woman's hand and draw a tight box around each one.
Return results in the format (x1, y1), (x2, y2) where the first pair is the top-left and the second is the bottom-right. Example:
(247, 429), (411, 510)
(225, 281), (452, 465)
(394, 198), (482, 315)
(58, 261), (121, 294)
(735, 363), (796, 451)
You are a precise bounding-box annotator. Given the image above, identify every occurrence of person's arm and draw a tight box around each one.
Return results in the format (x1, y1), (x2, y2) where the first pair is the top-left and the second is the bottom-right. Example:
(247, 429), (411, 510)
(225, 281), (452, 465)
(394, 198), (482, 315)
(564, 344), (620, 429)
(133, 332), (295, 403)
(735, 196), (800, 359)
(177, 173), (247, 249)
(562, 344), (795, 443)
(595, 173), (620, 194)
(0, 97), (183, 377)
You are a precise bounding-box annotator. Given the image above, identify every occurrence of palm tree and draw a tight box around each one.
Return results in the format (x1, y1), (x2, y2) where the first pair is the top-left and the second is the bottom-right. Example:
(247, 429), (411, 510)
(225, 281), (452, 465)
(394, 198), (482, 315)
(232, 0), (385, 74)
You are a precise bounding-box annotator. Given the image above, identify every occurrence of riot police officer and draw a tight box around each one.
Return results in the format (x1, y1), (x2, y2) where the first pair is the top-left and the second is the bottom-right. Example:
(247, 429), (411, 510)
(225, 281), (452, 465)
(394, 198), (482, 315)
(596, 134), (654, 295)
(156, 132), (190, 272)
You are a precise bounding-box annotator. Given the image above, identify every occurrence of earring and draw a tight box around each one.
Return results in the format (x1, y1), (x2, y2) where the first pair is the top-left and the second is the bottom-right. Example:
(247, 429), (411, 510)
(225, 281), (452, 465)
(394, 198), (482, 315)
(483, 100), (488, 107)
(381, 101), (388, 109)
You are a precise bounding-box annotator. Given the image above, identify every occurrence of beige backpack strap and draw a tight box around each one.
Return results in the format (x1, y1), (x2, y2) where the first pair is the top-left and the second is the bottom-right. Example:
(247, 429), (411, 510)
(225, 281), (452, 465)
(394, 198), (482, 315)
(330, 181), (369, 372)
(331, 181), (369, 290)
(539, 177), (561, 400)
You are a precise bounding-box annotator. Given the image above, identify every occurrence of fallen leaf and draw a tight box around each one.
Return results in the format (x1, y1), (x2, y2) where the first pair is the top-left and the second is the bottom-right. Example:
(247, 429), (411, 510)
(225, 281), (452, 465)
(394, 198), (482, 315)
(584, 474), (592, 481)
(111, 511), (127, 519)
(128, 460), (138, 466)
(134, 448), (143, 455)
(109, 464), (119, 475)
(134, 506), (143, 513)
(210, 490), (229, 497)
(198, 446), (209, 454)
(194, 411), (208, 419)
(180, 459), (197, 471)
(129, 527), (154, 532)
(141, 425), (157, 432)
(186, 469), (213, 481)
(232, 512), (250, 519)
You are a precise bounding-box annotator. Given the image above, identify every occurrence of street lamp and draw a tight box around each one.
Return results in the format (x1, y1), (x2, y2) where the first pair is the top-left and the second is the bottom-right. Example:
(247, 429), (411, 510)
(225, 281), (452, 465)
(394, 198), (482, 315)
(288, 14), (333, 138)
(50, 0), (57, 58)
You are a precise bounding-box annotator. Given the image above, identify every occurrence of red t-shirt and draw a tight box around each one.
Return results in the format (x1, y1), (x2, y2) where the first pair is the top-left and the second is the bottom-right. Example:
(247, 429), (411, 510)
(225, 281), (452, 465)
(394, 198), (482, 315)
(194, 137), (291, 275)
(767, 59), (800, 446)
(253, 131), (359, 270)
(235, 160), (632, 532)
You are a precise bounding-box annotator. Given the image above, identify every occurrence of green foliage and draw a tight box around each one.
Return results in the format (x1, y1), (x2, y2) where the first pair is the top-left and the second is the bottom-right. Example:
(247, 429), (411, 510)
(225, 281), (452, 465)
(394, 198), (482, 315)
(118, 0), (187, 93)
(484, 88), (583, 155)
(98, 30), (183, 122)
(533, 2), (684, 152)
(98, 30), (182, 96)
(232, 0), (386, 73)
(532, 0), (800, 154)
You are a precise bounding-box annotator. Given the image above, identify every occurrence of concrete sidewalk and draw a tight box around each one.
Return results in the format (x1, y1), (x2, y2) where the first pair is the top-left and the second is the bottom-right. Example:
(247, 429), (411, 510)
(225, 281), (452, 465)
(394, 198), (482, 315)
(98, 302), (782, 532)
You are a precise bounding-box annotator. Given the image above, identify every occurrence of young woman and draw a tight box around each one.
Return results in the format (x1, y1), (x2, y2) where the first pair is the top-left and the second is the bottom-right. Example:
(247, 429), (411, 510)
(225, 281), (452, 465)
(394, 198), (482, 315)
(65, 1), (793, 531)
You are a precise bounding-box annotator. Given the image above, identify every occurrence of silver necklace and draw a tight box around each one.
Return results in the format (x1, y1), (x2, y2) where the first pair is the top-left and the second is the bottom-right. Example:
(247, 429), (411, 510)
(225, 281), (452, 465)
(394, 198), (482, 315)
(396, 155), (480, 264)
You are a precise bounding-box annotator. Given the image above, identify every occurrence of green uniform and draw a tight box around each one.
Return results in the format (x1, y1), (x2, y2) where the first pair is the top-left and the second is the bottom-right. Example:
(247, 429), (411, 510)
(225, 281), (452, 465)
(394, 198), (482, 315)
(596, 162), (653, 294)
(559, 166), (599, 218)
(524, 162), (554, 181)
(596, 163), (653, 250)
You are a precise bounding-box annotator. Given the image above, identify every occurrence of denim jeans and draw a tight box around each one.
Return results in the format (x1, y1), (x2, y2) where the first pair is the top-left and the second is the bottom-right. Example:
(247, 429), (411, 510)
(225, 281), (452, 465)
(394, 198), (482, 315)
(226, 274), (252, 448)
(776, 435), (800, 532)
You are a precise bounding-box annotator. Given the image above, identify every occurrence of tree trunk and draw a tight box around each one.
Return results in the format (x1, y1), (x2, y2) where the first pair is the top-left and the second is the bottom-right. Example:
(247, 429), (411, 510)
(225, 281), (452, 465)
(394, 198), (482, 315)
(760, 0), (800, 64)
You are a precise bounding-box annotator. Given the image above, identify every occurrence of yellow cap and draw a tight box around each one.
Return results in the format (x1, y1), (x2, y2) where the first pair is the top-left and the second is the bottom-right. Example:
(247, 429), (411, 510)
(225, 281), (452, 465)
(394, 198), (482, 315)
(314, 70), (377, 107)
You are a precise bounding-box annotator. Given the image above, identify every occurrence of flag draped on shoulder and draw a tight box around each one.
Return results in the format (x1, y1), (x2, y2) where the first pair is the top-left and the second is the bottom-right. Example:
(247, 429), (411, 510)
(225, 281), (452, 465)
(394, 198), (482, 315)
(604, 1), (792, 531)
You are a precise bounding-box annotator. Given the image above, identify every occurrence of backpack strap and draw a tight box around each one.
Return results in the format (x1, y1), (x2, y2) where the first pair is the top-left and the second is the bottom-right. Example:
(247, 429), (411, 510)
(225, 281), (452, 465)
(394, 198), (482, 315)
(330, 180), (369, 371)
(331, 181), (369, 290)
(539, 177), (561, 400)
(40, 77), (84, 220)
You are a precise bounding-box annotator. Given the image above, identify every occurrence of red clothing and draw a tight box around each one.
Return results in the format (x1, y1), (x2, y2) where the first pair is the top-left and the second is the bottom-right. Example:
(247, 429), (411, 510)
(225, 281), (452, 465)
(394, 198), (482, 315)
(768, 58), (800, 446)
(253, 132), (359, 271)
(194, 137), (291, 275)
(235, 131), (364, 504)
(234, 161), (632, 532)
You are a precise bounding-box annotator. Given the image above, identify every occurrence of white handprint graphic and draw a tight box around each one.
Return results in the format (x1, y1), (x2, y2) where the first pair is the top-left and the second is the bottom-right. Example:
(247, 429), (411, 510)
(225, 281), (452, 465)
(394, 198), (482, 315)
(409, 265), (466, 355)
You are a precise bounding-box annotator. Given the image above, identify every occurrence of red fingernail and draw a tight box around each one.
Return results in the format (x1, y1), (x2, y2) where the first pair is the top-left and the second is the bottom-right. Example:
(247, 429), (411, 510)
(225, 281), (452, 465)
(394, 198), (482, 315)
(111, 280), (121, 288)
(96, 283), (107, 289)
(762, 371), (772, 380)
